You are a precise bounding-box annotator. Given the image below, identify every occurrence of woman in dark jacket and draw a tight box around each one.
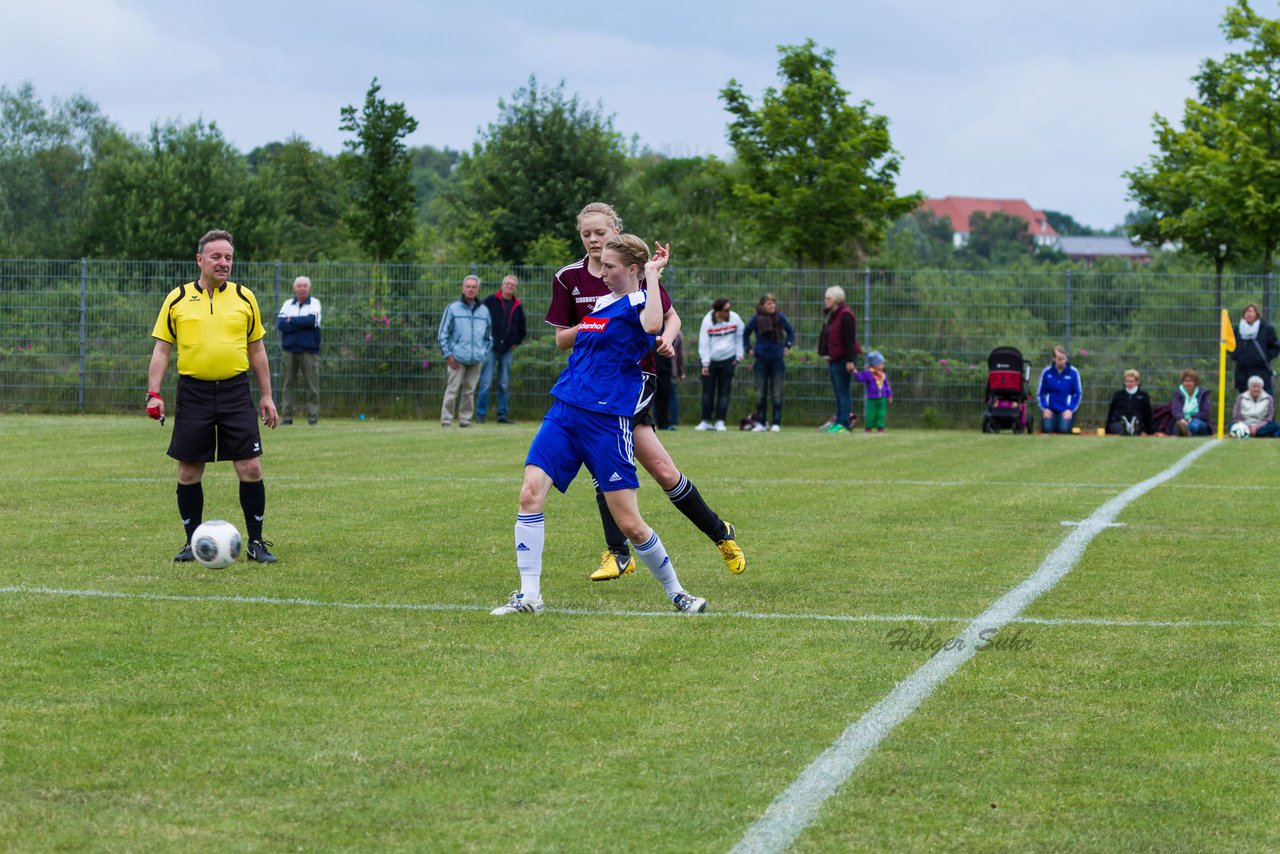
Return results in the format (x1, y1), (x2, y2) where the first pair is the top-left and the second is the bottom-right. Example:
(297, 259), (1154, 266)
(744, 293), (794, 431)
(1229, 303), (1280, 394)
(1105, 369), (1154, 435)
(817, 286), (859, 433)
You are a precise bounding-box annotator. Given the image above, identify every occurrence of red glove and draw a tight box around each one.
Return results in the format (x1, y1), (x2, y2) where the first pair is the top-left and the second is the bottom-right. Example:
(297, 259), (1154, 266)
(146, 391), (163, 421)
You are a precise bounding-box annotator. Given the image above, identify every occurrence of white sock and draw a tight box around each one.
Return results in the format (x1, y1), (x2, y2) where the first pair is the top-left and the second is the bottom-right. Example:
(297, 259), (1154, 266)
(515, 513), (544, 600)
(633, 530), (681, 597)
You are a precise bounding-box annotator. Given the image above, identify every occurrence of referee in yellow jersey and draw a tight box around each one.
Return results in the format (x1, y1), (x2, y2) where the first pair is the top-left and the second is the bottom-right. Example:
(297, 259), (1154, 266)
(146, 229), (279, 563)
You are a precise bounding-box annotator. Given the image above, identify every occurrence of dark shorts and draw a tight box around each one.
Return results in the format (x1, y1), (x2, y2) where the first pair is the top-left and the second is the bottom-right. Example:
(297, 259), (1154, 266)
(632, 373), (658, 428)
(168, 373), (263, 463)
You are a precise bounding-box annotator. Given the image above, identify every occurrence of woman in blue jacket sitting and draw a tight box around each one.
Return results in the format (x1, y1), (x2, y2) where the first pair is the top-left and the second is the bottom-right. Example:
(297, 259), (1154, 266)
(1037, 346), (1083, 434)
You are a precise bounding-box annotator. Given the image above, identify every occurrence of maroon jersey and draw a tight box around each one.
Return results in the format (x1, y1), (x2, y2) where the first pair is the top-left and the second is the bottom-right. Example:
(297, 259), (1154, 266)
(547, 256), (673, 374)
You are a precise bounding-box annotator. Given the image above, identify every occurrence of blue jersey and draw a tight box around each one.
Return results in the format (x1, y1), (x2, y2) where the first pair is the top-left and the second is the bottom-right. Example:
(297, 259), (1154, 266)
(550, 289), (654, 416)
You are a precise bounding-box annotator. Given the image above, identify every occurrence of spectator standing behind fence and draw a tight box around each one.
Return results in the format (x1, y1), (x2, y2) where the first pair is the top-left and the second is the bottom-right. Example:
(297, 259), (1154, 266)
(1229, 303), (1280, 394)
(744, 293), (793, 432)
(854, 350), (893, 433)
(1104, 369), (1154, 435)
(695, 298), (744, 432)
(477, 275), (526, 424)
(437, 275), (491, 428)
(1037, 346), (1082, 434)
(1171, 369), (1213, 436)
(654, 330), (684, 431)
(1231, 376), (1280, 437)
(818, 286), (860, 434)
(276, 275), (321, 426)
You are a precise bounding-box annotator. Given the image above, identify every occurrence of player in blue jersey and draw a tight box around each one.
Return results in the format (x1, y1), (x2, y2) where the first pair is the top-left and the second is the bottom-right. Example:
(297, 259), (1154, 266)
(492, 235), (708, 616)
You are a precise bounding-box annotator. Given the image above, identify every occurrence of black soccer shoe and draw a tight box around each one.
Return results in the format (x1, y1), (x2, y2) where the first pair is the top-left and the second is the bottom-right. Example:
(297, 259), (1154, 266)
(174, 543), (195, 562)
(247, 539), (278, 563)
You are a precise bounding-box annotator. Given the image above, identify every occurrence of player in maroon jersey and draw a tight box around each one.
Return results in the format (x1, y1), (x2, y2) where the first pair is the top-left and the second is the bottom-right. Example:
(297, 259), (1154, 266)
(546, 202), (745, 580)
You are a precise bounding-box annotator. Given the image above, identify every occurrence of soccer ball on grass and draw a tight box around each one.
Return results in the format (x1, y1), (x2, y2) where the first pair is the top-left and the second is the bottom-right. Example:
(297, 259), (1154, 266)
(191, 519), (242, 569)
(1230, 422), (1251, 440)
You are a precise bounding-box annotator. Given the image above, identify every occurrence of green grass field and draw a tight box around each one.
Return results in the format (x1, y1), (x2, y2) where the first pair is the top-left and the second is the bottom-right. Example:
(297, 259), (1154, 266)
(2, 414), (1278, 852)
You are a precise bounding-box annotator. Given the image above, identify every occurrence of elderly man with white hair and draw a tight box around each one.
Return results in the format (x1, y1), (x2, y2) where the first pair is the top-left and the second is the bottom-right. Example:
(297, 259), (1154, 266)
(1231, 375), (1280, 437)
(277, 275), (322, 425)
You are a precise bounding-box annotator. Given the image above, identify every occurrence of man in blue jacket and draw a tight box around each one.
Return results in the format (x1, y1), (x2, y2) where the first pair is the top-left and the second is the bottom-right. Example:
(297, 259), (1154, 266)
(277, 275), (322, 425)
(1037, 345), (1083, 434)
(438, 275), (492, 428)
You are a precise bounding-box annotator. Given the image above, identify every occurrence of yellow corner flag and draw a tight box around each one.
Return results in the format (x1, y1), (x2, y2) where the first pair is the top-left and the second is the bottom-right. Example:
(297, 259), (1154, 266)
(1218, 308), (1234, 438)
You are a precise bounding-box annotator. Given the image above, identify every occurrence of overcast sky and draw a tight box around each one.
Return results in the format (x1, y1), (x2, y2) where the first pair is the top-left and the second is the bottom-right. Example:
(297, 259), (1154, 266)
(2, 0), (1238, 230)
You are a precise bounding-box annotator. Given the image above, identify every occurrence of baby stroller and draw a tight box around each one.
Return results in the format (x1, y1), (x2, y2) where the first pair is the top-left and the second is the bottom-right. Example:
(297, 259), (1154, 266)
(982, 346), (1033, 433)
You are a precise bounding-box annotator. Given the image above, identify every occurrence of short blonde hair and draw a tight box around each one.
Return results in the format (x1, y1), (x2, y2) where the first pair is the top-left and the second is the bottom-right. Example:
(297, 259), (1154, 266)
(1124, 369), (1140, 383)
(824, 286), (846, 303)
(1053, 346), (1067, 359)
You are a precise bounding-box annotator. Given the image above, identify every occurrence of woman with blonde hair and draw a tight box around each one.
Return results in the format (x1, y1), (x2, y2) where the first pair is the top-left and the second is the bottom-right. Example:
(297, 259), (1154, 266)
(545, 202), (745, 582)
(817, 285), (859, 433)
(494, 236), (709, 615)
(1104, 369), (1154, 435)
(1036, 345), (1082, 434)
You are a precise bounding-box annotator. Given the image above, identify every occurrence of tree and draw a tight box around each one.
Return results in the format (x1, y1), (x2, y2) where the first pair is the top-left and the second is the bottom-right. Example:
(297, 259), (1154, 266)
(1125, 0), (1280, 293)
(960, 212), (1035, 264)
(250, 136), (352, 261)
(1043, 209), (1097, 237)
(339, 78), (419, 263)
(720, 39), (920, 267)
(83, 119), (267, 259)
(435, 77), (626, 265)
(409, 145), (460, 223)
(0, 83), (117, 257)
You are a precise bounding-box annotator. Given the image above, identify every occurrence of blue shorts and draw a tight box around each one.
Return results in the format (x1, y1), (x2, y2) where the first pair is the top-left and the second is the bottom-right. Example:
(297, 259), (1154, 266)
(526, 399), (639, 494)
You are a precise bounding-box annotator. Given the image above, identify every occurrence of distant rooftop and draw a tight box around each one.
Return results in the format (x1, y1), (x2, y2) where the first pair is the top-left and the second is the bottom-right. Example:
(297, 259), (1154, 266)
(1056, 236), (1149, 258)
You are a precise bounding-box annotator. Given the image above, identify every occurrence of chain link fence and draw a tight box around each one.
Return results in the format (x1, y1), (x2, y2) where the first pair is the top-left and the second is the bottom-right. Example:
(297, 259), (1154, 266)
(1, 258), (1272, 429)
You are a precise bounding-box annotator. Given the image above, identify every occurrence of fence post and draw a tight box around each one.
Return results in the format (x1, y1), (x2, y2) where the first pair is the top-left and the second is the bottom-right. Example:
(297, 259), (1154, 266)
(863, 267), (871, 344)
(1064, 269), (1072, 353)
(78, 258), (87, 412)
(1267, 271), (1273, 322)
(274, 260), (282, 394)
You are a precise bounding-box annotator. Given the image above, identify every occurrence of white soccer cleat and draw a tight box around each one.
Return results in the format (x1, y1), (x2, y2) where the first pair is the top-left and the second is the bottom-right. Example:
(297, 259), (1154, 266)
(491, 591), (544, 615)
(672, 591), (708, 614)
(770, 424), (781, 432)
(714, 420), (727, 432)
(751, 423), (767, 432)
(695, 421), (713, 431)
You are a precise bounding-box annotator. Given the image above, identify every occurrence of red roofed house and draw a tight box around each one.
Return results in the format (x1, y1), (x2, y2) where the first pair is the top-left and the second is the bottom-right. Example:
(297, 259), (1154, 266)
(921, 196), (1059, 248)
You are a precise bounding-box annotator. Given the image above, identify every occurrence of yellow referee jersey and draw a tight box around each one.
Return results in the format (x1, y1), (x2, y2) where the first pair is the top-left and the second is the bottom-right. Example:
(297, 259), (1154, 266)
(151, 281), (266, 380)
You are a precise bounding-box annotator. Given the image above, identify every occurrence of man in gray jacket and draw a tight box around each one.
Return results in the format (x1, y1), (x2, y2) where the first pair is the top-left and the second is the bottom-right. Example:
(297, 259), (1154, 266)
(438, 275), (492, 427)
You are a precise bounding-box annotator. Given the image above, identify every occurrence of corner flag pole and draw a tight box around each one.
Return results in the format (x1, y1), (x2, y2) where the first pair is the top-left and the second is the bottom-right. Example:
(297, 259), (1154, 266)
(1219, 309), (1235, 439)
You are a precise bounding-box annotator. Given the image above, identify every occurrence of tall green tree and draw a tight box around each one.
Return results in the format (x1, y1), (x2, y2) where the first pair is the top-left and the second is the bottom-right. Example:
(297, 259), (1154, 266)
(83, 119), (267, 259)
(1126, 0), (1280, 288)
(435, 77), (626, 265)
(250, 136), (351, 261)
(720, 39), (920, 267)
(339, 78), (419, 263)
(959, 212), (1035, 264)
(0, 83), (117, 257)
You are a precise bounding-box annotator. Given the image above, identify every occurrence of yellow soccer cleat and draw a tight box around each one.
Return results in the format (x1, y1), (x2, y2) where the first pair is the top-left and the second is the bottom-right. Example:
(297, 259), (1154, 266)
(590, 549), (634, 581)
(717, 522), (746, 574)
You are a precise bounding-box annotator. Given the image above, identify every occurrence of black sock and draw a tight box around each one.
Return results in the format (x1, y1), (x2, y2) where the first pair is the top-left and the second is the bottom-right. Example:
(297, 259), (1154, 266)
(666, 474), (727, 542)
(595, 484), (630, 555)
(239, 480), (266, 542)
(177, 482), (203, 543)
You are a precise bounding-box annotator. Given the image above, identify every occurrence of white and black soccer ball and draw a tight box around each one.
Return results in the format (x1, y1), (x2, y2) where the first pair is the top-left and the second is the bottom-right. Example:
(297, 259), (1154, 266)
(1230, 421), (1251, 440)
(191, 520), (242, 569)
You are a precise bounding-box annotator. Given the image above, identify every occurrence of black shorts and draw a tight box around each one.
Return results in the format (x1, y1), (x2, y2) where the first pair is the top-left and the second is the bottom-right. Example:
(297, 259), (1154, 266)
(632, 373), (658, 429)
(168, 373), (263, 463)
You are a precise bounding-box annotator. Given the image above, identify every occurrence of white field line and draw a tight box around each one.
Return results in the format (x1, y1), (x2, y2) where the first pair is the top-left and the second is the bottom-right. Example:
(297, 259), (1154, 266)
(729, 439), (1222, 854)
(1, 581), (1275, 631)
(21, 474), (1277, 492)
